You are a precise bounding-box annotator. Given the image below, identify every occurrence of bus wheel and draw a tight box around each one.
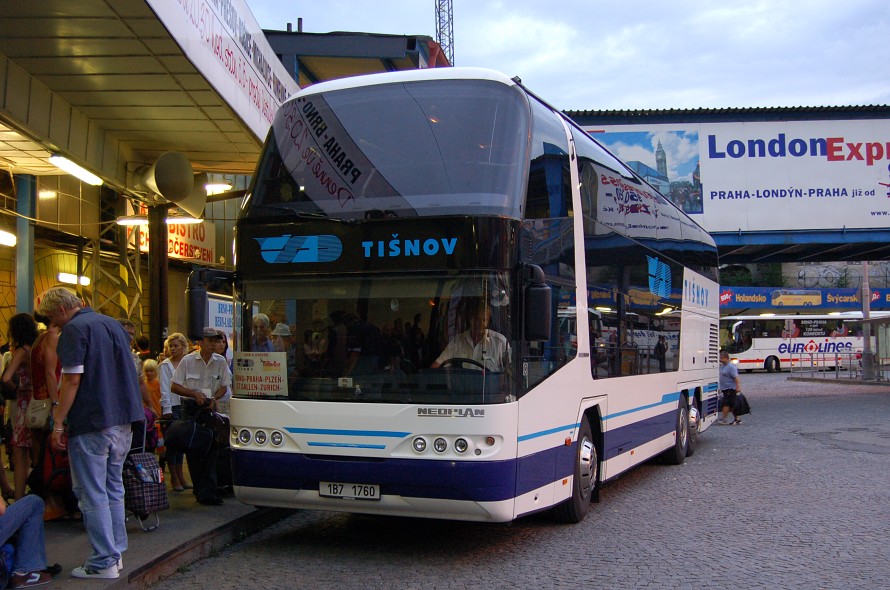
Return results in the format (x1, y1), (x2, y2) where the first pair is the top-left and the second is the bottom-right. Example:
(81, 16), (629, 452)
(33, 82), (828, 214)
(765, 356), (780, 373)
(686, 397), (701, 457)
(661, 400), (688, 465)
(552, 418), (596, 523)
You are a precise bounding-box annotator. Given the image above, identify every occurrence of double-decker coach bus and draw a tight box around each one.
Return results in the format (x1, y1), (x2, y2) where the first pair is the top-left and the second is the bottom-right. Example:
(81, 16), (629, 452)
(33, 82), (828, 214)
(208, 68), (720, 523)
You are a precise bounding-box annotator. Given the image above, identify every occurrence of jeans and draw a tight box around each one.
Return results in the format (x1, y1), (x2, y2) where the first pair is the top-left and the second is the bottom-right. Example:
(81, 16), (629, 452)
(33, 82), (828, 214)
(0, 495), (47, 573)
(68, 424), (132, 570)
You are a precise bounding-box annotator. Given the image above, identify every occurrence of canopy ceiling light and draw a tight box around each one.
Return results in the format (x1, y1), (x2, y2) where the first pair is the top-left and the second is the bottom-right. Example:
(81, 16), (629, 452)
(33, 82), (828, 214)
(205, 180), (233, 196)
(58, 272), (90, 286)
(0, 229), (15, 247)
(48, 155), (103, 186)
(115, 214), (203, 226)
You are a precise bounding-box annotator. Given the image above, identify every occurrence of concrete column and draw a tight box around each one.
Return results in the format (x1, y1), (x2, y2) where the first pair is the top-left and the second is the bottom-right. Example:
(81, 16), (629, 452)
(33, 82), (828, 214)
(149, 204), (170, 356)
(13, 174), (35, 313)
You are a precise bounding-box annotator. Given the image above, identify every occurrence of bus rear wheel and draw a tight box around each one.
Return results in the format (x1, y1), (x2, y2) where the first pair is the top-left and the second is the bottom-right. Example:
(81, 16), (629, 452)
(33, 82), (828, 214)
(686, 396), (701, 457)
(765, 356), (780, 373)
(553, 417), (596, 523)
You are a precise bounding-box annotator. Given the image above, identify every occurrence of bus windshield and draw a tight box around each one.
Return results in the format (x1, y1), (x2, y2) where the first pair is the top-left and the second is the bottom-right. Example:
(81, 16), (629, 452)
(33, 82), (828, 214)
(244, 79), (530, 220)
(237, 272), (515, 404)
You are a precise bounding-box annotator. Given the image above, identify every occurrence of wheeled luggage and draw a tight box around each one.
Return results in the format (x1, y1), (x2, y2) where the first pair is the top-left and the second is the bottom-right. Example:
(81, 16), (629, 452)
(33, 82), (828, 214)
(123, 420), (169, 532)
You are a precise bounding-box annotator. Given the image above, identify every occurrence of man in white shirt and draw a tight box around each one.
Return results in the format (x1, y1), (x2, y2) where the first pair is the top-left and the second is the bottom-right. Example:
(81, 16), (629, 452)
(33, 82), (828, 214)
(171, 328), (232, 506)
(432, 299), (510, 372)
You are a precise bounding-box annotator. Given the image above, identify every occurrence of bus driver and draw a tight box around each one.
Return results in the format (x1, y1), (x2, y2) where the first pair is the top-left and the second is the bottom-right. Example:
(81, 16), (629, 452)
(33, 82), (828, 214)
(431, 298), (510, 372)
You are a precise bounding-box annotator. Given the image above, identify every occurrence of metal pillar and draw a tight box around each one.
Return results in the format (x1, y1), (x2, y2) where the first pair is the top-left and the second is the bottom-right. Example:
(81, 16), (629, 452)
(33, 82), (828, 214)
(148, 205), (170, 356)
(13, 174), (35, 313)
(861, 261), (875, 380)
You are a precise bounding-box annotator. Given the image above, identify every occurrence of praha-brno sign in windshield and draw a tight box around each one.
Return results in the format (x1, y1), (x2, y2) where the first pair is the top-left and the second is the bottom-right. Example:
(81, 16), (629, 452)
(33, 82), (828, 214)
(586, 119), (890, 233)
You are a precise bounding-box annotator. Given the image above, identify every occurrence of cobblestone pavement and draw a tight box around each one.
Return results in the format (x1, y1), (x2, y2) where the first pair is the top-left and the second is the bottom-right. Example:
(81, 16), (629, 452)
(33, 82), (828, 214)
(151, 374), (890, 590)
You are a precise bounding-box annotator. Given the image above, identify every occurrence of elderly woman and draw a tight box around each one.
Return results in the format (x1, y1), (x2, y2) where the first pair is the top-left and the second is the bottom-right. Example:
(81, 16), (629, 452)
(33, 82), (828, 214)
(159, 333), (191, 492)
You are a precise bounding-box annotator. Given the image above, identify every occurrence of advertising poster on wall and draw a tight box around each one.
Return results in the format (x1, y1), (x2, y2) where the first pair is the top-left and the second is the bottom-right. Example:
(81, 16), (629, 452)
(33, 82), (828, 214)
(584, 120), (890, 233)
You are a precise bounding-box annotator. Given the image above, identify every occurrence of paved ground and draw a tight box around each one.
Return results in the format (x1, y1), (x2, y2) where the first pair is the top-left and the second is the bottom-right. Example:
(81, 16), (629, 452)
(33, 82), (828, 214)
(148, 373), (890, 590)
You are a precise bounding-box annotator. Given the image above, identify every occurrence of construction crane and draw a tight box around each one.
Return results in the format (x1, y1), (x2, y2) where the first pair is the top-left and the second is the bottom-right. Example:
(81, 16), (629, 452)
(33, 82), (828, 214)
(435, 0), (454, 65)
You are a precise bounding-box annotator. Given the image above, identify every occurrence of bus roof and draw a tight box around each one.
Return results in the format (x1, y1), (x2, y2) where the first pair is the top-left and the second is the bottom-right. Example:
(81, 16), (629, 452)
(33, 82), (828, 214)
(291, 67), (518, 99)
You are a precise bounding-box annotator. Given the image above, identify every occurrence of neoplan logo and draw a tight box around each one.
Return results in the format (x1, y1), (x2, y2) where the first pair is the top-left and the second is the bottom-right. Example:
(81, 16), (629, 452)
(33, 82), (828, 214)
(255, 234), (342, 263)
(417, 408), (485, 418)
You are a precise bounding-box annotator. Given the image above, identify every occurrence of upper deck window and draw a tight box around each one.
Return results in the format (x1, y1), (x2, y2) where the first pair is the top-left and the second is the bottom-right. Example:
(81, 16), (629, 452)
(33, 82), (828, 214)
(245, 79), (530, 220)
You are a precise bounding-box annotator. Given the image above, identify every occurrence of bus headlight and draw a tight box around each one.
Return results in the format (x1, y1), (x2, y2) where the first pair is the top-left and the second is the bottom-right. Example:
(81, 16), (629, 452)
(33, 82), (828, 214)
(454, 438), (469, 454)
(238, 429), (252, 445)
(413, 437), (427, 452)
(434, 437), (448, 453)
(271, 431), (283, 446)
(254, 430), (267, 445)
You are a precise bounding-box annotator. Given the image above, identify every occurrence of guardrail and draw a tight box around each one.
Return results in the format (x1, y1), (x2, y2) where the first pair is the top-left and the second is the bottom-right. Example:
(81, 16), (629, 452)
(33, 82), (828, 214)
(788, 351), (862, 379)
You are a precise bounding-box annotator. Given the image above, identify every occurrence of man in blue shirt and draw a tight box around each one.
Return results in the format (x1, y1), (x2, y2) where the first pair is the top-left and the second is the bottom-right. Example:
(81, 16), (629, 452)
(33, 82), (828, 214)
(39, 287), (143, 580)
(718, 351), (742, 425)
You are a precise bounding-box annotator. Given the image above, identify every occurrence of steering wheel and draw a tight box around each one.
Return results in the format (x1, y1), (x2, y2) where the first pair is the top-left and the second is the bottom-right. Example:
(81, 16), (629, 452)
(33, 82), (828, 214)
(438, 357), (485, 370)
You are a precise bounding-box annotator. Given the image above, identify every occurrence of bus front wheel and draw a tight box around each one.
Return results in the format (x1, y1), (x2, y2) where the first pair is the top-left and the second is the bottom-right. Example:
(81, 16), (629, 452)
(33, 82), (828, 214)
(552, 418), (596, 523)
(765, 356), (780, 373)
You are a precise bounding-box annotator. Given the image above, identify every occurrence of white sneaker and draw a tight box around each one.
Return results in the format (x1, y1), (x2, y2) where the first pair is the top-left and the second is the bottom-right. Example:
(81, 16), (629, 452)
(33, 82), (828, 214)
(117, 557), (123, 572)
(71, 564), (119, 579)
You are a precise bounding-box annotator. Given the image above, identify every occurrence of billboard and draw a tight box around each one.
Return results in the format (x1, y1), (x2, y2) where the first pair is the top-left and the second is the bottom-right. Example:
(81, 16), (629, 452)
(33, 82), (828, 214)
(583, 120), (890, 233)
(719, 286), (890, 310)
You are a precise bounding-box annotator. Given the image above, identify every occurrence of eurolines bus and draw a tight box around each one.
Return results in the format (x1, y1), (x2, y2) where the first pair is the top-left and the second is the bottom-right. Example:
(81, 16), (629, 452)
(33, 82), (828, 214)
(720, 312), (889, 372)
(214, 68), (720, 523)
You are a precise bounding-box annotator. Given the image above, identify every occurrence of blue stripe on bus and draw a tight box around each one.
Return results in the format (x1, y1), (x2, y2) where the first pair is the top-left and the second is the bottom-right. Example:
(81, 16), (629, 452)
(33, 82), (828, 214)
(307, 442), (388, 450)
(285, 427), (411, 438)
(601, 407), (677, 460)
(601, 392), (680, 420)
(518, 423), (579, 442)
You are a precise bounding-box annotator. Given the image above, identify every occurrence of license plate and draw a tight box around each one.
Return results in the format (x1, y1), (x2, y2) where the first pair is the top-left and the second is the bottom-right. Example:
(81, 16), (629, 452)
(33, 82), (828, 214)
(319, 482), (380, 501)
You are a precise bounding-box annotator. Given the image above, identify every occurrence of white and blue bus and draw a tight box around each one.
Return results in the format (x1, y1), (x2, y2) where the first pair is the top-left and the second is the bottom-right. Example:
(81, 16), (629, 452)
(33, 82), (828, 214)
(720, 312), (889, 372)
(209, 68), (720, 523)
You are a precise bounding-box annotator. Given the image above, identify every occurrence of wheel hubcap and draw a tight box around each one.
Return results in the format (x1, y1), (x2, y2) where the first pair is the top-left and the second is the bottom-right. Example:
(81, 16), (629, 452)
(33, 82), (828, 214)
(577, 435), (595, 500)
(678, 407), (688, 447)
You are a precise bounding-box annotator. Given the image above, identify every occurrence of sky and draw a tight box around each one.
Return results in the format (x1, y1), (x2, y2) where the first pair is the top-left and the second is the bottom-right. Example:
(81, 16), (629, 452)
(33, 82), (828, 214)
(246, 0), (890, 112)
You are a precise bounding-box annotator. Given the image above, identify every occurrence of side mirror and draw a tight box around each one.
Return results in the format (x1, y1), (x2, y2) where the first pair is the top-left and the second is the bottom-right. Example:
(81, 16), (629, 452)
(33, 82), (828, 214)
(186, 268), (234, 341)
(524, 264), (551, 341)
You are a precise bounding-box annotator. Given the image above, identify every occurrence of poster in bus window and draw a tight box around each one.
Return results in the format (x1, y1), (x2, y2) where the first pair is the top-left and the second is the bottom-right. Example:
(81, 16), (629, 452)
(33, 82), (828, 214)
(588, 131), (703, 216)
(233, 352), (288, 398)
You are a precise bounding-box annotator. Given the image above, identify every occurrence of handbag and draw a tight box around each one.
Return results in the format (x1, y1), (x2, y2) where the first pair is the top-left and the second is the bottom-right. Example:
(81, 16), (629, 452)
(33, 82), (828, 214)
(25, 398), (51, 429)
(164, 419), (213, 454)
(734, 393), (751, 417)
(196, 410), (230, 449)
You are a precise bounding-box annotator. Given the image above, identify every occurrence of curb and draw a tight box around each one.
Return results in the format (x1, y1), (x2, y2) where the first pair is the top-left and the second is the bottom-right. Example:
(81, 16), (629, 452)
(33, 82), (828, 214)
(787, 376), (890, 388)
(110, 508), (295, 589)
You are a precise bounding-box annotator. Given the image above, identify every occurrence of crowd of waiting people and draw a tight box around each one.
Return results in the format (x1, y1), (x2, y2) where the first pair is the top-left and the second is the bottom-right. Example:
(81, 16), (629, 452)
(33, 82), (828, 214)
(0, 294), (235, 587)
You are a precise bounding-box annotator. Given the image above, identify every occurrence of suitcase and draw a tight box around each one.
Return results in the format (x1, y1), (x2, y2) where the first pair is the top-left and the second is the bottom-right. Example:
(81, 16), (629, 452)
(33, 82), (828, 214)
(123, 421), (169, 532)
